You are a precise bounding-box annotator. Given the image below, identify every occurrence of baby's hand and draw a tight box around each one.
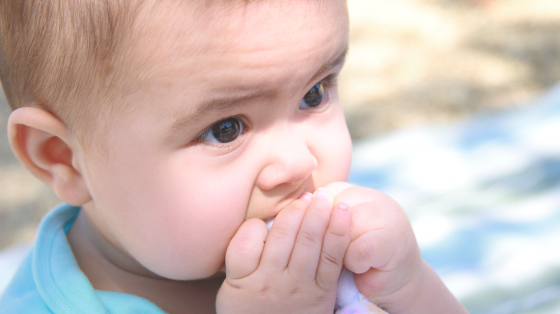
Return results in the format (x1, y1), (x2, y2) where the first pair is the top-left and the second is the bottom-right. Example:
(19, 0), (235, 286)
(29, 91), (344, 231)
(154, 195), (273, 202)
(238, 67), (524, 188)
(216, 188), (352, 314)
(326, 182), (468, 314)
(326, 182), (423, 313)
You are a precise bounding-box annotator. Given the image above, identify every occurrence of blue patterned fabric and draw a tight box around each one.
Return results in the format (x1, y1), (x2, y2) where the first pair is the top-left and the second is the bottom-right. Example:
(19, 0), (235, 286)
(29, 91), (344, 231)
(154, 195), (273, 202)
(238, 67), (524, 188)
(349, 84), (560, 314)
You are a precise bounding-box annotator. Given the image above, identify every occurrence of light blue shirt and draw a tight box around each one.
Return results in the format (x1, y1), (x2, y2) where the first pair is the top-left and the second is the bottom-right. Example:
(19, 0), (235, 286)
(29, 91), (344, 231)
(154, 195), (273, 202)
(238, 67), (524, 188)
(0, 204), (166, 313)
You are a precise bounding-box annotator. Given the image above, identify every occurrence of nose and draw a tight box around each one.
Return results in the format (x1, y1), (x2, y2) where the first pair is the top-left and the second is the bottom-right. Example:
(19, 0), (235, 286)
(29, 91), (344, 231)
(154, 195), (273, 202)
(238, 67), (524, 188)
(255, 127), (318, 191)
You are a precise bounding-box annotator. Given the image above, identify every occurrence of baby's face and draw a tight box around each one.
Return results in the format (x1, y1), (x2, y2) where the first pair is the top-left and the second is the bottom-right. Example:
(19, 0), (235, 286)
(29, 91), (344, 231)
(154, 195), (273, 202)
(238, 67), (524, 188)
(79, 0), (351, 280)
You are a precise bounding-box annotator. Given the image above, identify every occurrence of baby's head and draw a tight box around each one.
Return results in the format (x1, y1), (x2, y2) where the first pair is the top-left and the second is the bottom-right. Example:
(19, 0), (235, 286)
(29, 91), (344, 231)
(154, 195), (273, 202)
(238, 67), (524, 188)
(1, 0), (352, 281)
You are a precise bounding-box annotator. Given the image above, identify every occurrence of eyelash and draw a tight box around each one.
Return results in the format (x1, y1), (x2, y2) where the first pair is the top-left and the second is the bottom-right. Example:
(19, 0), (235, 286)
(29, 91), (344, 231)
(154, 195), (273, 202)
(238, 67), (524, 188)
(312, 73), (336, 108)
(193, 115), (248, 148)
(320, 73), (337, 90)
(193, 74), (339, 147)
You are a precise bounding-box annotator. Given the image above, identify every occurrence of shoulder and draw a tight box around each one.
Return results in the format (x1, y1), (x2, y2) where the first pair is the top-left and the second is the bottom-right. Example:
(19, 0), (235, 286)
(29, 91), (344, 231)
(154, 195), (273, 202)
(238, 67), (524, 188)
(0, 204), (80, 314)
(0, 253), (51, 313)
(0, 290), (51, 313)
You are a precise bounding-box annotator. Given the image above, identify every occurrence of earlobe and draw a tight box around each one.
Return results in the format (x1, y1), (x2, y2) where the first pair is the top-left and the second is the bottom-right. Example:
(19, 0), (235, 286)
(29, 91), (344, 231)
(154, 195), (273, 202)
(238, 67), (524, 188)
(8, 107), (92, 206)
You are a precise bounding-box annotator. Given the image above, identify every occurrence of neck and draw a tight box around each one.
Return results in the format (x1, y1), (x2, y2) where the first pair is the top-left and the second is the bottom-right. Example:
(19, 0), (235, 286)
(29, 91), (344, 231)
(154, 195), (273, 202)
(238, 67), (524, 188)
(67, 210), (223, 314)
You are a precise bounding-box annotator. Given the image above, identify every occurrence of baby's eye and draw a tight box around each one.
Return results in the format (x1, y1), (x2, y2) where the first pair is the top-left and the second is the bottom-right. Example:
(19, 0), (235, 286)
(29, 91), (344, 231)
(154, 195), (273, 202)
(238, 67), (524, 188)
(299, 82), (324, 109)
(200, 117), (243, 143)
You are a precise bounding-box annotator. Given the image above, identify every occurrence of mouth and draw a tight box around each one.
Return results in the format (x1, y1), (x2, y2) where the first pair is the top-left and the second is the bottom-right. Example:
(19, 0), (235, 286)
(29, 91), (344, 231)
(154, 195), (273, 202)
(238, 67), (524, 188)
(252, 182), (314, 224)
(264, 189), (310, 221)
(262, 189), (309, 228)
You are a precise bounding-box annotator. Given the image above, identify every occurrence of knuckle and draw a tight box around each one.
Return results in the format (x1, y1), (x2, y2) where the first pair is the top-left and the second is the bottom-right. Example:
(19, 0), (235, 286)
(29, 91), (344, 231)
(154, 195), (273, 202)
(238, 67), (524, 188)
(316, 276), (337, 293)
(287, 269), (307, 284)
(269, 225), (290, 240)
(353, 238), (374, 263)
(320, 249), (341, 267)
(289, 286), (299, 295)
(296, 230), (321, 248)
(328, 226), (348, 238)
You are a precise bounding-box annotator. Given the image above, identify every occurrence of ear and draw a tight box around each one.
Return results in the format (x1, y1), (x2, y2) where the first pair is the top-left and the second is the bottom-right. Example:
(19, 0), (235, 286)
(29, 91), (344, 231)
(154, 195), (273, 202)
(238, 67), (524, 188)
(8, 107), (92, 206)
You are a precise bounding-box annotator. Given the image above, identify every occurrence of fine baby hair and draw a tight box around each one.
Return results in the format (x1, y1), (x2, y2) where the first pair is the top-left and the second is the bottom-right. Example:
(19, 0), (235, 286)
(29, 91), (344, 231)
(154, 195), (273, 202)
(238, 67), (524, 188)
(0, 0), (470, 313)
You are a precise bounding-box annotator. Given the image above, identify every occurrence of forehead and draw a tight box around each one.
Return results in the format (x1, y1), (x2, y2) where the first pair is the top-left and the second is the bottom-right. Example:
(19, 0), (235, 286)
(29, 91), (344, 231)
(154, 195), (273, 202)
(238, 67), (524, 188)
(85, 0), (349, 163)
(107, 0), (349, 136)
(131, 0), (348, 80)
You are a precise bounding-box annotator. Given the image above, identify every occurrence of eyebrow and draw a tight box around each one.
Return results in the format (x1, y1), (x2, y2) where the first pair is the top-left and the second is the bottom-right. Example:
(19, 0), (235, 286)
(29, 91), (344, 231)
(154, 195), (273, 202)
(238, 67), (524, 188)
(171, 89), (273, 131)
(171, 45), (349, 131)
(306, 45), (349, 87)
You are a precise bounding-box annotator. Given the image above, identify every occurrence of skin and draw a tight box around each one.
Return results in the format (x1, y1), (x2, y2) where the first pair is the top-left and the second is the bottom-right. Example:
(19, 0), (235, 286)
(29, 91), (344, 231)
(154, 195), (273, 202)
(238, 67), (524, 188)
(72, 0), (352, 283)
(7, 0), (468, 313)
(217, 190), (353, 314)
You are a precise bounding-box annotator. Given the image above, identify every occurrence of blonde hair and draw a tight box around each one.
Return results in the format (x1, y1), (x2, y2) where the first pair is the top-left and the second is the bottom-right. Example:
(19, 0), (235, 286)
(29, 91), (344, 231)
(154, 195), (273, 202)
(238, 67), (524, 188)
(0, 0), (143, 140)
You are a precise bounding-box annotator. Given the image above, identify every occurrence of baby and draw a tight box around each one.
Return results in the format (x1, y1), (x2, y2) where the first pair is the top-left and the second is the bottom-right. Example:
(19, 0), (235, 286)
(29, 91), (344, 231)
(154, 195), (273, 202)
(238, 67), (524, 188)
(0, 0), (468, 313)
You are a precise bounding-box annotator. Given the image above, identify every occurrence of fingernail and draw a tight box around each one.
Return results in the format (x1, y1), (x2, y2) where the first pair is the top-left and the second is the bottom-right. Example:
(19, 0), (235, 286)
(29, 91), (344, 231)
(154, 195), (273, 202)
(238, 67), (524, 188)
(336, 203), (349, 218)
(299, 192), (312, 202)
(315, 188), (329, 200)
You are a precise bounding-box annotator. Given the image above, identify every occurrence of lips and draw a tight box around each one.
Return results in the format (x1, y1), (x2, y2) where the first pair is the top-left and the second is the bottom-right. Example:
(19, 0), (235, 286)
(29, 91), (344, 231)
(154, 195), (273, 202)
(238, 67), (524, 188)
(260, 189), (308, 222)
(250, 181), (314, 222)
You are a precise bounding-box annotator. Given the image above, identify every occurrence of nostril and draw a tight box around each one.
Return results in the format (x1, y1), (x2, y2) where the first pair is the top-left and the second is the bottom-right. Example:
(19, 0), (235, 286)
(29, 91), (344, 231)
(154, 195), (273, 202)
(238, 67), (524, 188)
(257, 158), (316, 191)
(256, 141), (318, 191)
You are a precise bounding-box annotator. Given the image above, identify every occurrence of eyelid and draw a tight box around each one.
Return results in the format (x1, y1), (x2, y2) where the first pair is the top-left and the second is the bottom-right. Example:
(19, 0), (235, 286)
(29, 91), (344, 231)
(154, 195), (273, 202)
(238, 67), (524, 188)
(299, 73), (339, 110)
(320, 73), (338, 89)
(188, 72), (341, 148)
(191, 115), (248, 148)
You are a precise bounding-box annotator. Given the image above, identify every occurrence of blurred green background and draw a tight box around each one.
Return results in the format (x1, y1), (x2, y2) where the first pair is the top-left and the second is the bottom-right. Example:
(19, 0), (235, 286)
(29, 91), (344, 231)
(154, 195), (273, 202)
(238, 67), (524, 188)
(1, 0), (560, 250)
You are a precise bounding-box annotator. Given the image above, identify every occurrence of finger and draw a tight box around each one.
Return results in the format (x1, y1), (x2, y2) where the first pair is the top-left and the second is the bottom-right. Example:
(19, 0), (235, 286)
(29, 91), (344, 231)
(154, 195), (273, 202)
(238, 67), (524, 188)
(225, 218), (268, 279)
(316, 202), (352, 291)
(332, 185), (377, 208)
(344, 228), (395, 274)
(324, 181), (353, 197)
(353, 267), (392, 301)
(348, 191), (409, 240)
(259, 194), (311, 271)
(288, 187), (334, 281)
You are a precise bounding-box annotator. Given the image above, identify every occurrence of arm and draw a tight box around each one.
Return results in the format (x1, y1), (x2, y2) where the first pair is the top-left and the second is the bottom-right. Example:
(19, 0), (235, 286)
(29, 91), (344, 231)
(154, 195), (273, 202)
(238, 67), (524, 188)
(395, 261), (468, 314)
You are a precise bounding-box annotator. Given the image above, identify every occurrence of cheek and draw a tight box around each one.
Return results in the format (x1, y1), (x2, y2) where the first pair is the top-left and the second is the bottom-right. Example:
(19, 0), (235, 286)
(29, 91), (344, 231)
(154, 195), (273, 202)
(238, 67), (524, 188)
(312, 110), (352, 184)
(86, 153), (251, 280)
